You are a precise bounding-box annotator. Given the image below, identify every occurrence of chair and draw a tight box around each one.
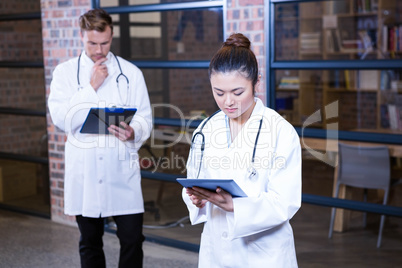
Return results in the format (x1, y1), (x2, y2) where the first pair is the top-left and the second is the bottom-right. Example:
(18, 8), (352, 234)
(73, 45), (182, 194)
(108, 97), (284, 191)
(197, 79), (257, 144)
(328, 143), (391, 248)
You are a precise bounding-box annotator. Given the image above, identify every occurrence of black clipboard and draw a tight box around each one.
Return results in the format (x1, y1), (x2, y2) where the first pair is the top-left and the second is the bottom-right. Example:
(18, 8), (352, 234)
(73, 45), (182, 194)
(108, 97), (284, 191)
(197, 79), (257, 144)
(177, 178), (247, 197)
(80, 107), (137, 134)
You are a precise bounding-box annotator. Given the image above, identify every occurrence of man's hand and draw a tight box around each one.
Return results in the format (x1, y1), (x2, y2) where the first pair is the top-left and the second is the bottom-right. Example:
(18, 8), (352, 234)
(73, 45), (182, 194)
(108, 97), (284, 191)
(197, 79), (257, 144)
(108, 121), (135, 141)
(186, 186), (234, 212)
(90, 58), (108, 91)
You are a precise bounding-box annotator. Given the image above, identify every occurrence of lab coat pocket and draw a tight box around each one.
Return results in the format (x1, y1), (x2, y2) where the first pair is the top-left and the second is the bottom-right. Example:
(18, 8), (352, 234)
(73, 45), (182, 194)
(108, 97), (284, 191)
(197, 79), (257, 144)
(247, 233), (297, 267)
(124, 150), (139, 183)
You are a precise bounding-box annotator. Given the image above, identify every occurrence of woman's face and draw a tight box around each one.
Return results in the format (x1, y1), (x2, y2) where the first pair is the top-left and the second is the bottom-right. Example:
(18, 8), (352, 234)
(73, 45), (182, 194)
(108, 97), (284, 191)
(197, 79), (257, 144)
(210, 71), (256, 122)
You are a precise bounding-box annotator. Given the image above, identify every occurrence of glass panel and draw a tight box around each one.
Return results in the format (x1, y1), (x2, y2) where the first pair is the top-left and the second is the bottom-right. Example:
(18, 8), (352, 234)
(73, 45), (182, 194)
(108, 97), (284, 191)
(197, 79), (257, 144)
(100, 0), (220, 7)
(142, 68), (219, 119)
(275, 69), (402, 134)
(105, 178), (202, 245)
(0, 20), (43, 62)
(0, 68), (46, 110)
(275, 0), (402, 61)
(0, 160), (50, 215)
(141, 178), (202, 245)
(0, 1), (40, 14)
(110, 9), (223, 60)
(0, 115), (47, 157)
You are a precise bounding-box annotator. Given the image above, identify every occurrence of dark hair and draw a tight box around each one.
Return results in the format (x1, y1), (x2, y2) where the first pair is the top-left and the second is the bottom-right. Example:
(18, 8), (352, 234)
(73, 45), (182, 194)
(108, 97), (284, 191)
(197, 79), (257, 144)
(208, 33), (259, 90)
(79, 8), (113, 34)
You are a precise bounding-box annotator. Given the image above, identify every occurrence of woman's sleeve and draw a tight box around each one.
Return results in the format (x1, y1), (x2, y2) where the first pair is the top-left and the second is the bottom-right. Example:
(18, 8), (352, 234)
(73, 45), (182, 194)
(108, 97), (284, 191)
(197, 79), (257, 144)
(229, 122), (302, 238)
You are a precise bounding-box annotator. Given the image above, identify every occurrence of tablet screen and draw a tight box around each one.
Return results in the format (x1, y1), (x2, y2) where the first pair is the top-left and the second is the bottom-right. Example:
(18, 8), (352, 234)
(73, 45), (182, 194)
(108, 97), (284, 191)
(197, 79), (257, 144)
(177, 178), (247, 197)
(80, 107), (137, 134)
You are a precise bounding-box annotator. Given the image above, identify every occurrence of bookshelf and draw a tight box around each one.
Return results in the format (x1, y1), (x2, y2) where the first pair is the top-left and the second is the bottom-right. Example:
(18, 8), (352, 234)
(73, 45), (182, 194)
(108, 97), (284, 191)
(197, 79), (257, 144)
(275, 0), (402, 132)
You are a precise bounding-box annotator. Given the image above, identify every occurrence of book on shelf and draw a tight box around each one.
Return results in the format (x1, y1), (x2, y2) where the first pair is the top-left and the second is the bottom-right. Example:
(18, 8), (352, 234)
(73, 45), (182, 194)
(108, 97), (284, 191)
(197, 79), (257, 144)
(380, 70), (397, 90)
(300, 32), (321, 53)
(326, 29), (342, 52)
(344, 70), (355, 89)
(380, 104), (390, 128)
(388, 104), (402, 131)
(278, 76), (300, 89)
(380, 104), (402, 131)
(331, 70), (346, 89)
(381, 25), (402, 54)
(324, 0), (349, 15)
(391, 80), (402, 92)
(276, 4), (298, 19)
(327, 28), (376, 54)
(358, 70), (378, 90)
(354, 0), (378, 13)
(341, 39), (363, 52)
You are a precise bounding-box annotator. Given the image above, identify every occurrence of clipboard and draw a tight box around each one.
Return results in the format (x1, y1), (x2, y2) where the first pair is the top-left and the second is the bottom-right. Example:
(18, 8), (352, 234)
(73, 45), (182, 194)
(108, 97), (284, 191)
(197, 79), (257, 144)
(80, 107), (137, 134)
(177, 178), (247, 198)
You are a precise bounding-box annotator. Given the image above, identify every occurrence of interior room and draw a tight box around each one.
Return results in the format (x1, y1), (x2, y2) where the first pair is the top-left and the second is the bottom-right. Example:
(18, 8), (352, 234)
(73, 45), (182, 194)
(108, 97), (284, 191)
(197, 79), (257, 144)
(0, 0), (401, 267)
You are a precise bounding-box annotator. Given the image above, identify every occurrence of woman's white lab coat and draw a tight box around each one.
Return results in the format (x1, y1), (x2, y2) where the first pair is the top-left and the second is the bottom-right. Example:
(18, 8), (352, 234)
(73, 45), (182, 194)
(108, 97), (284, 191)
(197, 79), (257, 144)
(183, 98), (301, 267)
(48, 51), (152, 217)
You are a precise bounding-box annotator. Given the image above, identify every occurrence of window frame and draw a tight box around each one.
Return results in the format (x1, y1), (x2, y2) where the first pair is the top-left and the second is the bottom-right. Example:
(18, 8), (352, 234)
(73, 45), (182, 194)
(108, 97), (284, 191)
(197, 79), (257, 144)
(267, 0), (402, 145)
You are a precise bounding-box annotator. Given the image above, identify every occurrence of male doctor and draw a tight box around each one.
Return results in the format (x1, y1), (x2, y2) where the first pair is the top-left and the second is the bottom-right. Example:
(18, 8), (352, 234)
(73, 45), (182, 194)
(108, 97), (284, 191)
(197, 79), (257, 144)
(48, 8), (152, 268)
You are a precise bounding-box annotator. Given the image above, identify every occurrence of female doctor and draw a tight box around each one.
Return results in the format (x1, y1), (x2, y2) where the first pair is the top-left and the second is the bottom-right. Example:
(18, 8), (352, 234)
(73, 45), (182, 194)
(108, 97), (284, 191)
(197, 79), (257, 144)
(182, 33), (302, 268)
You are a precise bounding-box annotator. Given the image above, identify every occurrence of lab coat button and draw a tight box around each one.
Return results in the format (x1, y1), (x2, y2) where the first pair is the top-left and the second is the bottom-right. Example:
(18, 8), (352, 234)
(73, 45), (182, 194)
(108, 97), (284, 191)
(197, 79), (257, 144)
(99, 180), (103, 184)
(99, 156), (103, 160)
(222, 232), (228, 238)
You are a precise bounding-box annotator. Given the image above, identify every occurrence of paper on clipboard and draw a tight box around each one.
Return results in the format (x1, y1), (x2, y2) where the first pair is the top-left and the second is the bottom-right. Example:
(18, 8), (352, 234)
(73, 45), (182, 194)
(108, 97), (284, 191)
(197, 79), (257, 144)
(177, 178), (247, 198)
(80, 107), (137, 134)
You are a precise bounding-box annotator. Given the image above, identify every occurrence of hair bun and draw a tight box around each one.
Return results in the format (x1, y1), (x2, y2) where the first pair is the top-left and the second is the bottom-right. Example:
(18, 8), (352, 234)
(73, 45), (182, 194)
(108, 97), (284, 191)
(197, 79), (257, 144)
(223, 33), (251, 49)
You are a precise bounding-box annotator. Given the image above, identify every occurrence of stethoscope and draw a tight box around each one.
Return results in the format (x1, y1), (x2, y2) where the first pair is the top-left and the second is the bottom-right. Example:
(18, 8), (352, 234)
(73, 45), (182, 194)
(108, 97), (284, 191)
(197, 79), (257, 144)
(191, 110), (263, 180)
(77, 52), (130, 106)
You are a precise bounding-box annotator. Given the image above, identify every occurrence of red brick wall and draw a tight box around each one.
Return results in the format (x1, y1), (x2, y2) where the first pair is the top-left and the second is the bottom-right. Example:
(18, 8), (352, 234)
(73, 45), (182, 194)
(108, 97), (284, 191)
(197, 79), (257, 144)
(227, 0), (266, 103)
(42, 0), (92, 225)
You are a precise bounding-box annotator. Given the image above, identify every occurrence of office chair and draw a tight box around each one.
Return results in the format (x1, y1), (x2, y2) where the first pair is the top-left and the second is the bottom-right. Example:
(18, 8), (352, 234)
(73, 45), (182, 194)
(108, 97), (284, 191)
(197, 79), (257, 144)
(328, 143), (391, 248)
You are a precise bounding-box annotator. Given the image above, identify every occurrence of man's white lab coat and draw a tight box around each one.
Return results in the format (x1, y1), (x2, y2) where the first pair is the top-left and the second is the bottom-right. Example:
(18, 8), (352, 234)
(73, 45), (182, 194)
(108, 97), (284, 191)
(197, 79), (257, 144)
(183, 98), (301, 267)
(48, 51), (152, 217)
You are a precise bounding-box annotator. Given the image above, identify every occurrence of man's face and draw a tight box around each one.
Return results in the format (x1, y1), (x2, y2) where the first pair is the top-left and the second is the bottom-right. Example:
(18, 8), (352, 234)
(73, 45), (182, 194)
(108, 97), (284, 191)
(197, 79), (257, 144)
(80, 26), (113, 62)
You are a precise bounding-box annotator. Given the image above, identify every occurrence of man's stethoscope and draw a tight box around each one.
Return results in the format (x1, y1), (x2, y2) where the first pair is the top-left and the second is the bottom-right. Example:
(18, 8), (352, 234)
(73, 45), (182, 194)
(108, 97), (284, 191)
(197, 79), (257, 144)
(77, 52), (130, 106)
(191, 110), (263, 180)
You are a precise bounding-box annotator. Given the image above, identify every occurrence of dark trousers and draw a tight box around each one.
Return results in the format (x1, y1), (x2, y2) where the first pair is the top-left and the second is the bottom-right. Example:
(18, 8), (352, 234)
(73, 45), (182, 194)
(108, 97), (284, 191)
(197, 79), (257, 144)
(76, 213), (144, 268)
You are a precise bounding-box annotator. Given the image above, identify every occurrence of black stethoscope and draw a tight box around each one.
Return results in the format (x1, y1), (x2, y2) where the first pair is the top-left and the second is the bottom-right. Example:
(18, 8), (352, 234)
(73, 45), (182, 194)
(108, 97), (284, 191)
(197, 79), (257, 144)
(191, 110), (263, 180)
(77, 52), (130, 106)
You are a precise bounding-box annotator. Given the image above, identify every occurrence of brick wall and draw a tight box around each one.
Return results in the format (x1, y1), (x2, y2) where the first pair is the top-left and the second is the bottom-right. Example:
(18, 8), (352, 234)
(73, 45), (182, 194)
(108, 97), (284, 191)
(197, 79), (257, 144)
(227, 0), (266, 103)
(42, 0), (92, 225)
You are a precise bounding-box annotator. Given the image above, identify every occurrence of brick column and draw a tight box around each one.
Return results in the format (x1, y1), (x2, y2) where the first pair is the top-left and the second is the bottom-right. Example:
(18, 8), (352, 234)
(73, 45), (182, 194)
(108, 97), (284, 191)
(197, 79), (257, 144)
(41, 0), (92, 225)
(226, 0), (266, 103)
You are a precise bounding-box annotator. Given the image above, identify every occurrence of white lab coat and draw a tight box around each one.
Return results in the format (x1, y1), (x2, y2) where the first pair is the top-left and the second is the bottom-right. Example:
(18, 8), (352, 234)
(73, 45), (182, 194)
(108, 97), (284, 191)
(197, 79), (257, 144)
(48, 51), (153, 217)
(183, 98), (301, 268)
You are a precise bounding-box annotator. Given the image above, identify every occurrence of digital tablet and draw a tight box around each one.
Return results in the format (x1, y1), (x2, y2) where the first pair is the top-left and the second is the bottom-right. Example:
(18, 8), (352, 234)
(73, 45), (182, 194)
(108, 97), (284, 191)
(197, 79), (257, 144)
(80, 107), (137, 134)
(177, 178), (247, 198)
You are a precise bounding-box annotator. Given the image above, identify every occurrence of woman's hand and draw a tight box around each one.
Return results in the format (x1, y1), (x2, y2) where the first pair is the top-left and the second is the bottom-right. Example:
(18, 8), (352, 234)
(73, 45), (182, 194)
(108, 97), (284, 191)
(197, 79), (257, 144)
(186, 187), (234, 212)
(108, 121), (135, 141)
